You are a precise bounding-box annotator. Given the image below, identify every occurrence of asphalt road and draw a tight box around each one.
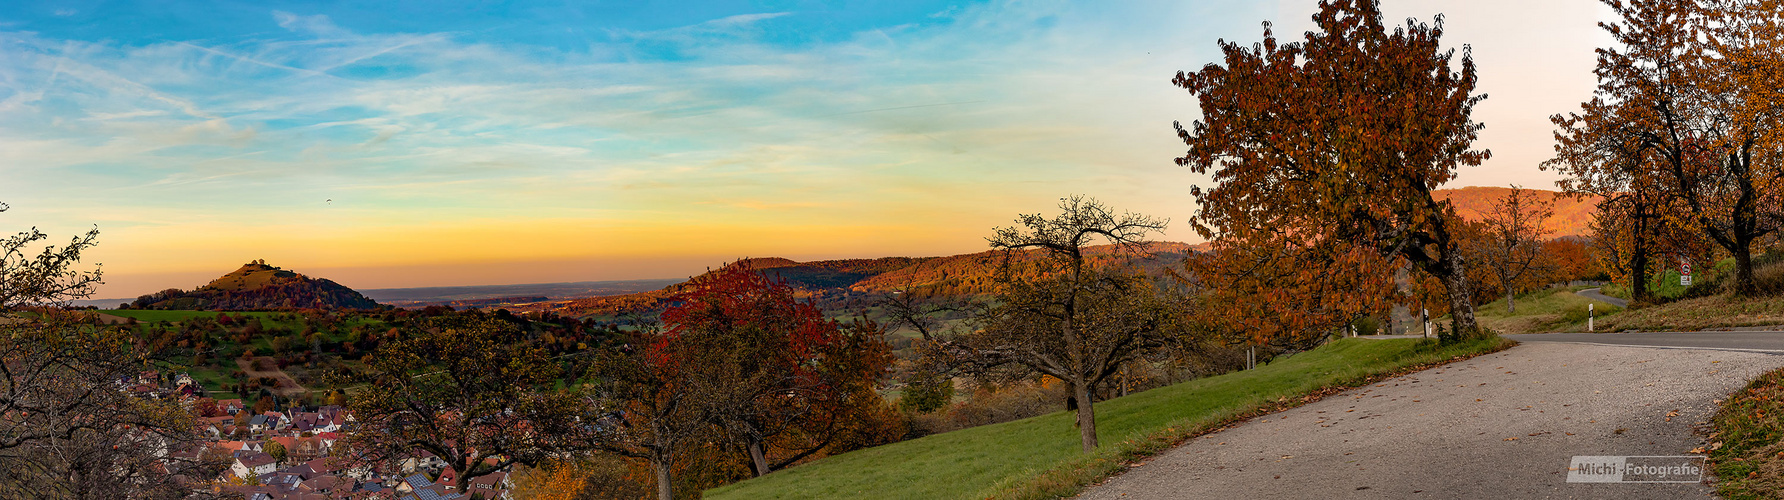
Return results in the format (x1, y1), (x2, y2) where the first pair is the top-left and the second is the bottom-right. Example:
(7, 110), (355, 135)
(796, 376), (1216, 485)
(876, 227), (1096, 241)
(1576, 288), (1629, 308)
(1518, 330), (1784, 353)
(1078, 338), (1784, 499)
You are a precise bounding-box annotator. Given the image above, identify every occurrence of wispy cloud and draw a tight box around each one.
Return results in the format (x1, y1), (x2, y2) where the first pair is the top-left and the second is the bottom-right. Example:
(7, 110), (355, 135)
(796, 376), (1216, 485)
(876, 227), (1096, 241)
(0, 1), (1607, 296)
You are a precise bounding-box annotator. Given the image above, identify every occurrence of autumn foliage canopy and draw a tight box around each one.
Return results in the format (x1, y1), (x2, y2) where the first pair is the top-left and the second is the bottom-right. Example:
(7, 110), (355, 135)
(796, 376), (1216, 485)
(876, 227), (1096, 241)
(1175, 0), (1490, 340)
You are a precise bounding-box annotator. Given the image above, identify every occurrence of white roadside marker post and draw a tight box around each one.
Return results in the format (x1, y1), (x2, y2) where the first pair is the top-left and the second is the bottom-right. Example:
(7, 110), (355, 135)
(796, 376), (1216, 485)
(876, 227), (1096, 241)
(1589, 303), (1594, 332)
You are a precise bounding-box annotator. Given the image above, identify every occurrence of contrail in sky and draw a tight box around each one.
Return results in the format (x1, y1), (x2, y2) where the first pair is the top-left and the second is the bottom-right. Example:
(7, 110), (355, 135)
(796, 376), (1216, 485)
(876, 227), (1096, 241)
(817, 100), (985, 118)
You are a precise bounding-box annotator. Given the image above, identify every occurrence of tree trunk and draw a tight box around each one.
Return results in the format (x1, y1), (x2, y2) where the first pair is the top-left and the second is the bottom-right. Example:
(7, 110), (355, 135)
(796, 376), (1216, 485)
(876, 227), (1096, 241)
(1733, 243), (1756, 297)
(747, 439), (771, 477)
(1630, 232), (1650, 303)
(1072, 380), (1098, 452)
(1505, 291), (1516, 315)
(1437, 249), (1481, 340)
(653, 458), (673, 500)
(1629, 205), (1652, 303)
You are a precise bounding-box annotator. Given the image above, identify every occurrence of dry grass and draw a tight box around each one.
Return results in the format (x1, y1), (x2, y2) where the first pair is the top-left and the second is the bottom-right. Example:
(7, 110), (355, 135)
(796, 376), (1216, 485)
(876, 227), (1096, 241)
(1584, 294), (1784, 332)
(1707, 367), (1784, 499)
(1474, 287), (1622, 334)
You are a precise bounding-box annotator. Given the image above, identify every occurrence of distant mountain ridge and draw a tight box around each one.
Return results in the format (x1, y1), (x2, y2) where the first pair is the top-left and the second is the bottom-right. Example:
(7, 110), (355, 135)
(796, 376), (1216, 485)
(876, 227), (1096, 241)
(1433, 186), (1600, 238)
(129, 260), (380, 310)
(523, 242), (1196, 318)
(359, 279), (682, 308)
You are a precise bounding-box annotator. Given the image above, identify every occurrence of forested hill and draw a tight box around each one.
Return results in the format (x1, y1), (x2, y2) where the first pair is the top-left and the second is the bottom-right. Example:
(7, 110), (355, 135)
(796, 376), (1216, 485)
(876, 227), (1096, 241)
(527, 242), (1196, 318)
(1434, 186), (1601, 238)
(128, 261), (381, 310)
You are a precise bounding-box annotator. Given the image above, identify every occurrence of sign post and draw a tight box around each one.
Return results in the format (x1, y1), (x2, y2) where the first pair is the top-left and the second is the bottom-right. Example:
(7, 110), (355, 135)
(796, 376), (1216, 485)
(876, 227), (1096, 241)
(1681, 259), (1693, 287)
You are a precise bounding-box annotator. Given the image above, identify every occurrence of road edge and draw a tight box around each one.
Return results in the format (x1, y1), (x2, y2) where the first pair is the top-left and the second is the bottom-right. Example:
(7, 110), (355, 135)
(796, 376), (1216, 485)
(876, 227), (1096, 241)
(990, 336), (1519, 500)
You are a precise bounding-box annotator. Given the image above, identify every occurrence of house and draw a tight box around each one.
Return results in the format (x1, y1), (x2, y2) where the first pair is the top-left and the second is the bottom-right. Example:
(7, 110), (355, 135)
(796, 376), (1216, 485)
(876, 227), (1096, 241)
(399, 450), (448, 474)
(437, 468), (458, 490)
(466, 470), (512, 500)
(261, 471), (304, 493)
(202, 416), (235, 438)
(396, 473), (432, 494)
(289, 435), (328, 462)
(232, 451), (279, 480)
(262, 411), (287, 430)
(217, 440), (262, 453)
(248, 415), (271, 433)
(298, 474), (351, 495)
(403, 483), (466, 500)
(358, 482), (388, 497)
(218, 399), (246, 415)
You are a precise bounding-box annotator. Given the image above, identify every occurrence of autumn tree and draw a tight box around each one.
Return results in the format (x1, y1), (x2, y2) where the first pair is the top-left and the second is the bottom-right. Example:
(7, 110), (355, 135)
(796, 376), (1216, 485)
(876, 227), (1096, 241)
(940, 196), (1175, 452)
(1463, 187), (1556, 313)
(1543, 237), (1604, 283)
(264, 440), (288, 464)
(1174, 0), (1491, 338)
(343, 315), (599, 491)
(590, 265), (898, 498)
(511, 456), (652, 500)
(195, 397), (222, 418)
(1549, 0), (1784, 296)
(655, 265), (895, 477)
(586, 322), (717, 500)
(1188, 231), (1400, 349)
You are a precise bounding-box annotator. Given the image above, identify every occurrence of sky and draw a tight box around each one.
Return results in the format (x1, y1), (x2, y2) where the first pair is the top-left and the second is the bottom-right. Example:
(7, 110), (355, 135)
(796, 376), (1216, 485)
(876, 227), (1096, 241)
(0, 0), (1614, 299)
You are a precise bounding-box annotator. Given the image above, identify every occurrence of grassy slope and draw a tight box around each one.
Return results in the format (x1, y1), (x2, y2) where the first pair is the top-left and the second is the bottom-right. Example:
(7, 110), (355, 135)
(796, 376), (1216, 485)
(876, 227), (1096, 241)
(707, 336), (1512, 500)
(1591, 294), (1784, 332)
(107, 310), (387, 397)
(1707, 366), (1784, 499)
(1475, 286), (1623, 335)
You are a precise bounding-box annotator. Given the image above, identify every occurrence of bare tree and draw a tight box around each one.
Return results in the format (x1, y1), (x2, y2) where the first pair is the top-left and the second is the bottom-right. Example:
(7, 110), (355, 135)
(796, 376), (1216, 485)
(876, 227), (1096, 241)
(1465, 187), (1556, 313)
(0, 203), (229, 499)
(0, 202), (102, 310)
(945, 196), (1177, 452)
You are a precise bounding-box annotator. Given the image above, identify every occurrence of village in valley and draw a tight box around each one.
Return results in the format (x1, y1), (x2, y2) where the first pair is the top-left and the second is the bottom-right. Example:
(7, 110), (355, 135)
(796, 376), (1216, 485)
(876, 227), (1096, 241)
(128, 348), (514, 499)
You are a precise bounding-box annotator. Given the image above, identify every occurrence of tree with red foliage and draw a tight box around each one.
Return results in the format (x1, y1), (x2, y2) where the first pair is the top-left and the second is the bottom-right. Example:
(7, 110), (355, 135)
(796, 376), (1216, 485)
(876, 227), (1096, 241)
(660, 268), (895, 477)
(591, 264), (894, 499)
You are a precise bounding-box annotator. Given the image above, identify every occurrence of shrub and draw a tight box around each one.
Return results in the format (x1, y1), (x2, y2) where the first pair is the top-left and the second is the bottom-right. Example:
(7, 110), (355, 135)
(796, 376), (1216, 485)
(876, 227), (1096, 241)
(1352, 316), (1381, 336)
(897, 374), (954, 414)
(905, 379), (1068, 438)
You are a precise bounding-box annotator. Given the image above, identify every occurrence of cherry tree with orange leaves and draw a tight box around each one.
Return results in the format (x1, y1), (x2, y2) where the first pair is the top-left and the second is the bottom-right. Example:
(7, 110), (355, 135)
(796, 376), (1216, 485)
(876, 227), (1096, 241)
(1175, 0), (1490, 340)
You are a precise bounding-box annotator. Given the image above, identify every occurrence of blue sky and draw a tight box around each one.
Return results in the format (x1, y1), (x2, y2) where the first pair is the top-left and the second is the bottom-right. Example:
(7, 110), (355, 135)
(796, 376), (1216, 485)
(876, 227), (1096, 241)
(0, 0), (1612, 298)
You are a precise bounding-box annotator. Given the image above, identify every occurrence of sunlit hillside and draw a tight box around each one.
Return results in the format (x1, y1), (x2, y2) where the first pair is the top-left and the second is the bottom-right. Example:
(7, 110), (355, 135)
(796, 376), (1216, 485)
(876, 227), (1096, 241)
(524, 242), (1195, 318)
(1433, 186), (1601, 238)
